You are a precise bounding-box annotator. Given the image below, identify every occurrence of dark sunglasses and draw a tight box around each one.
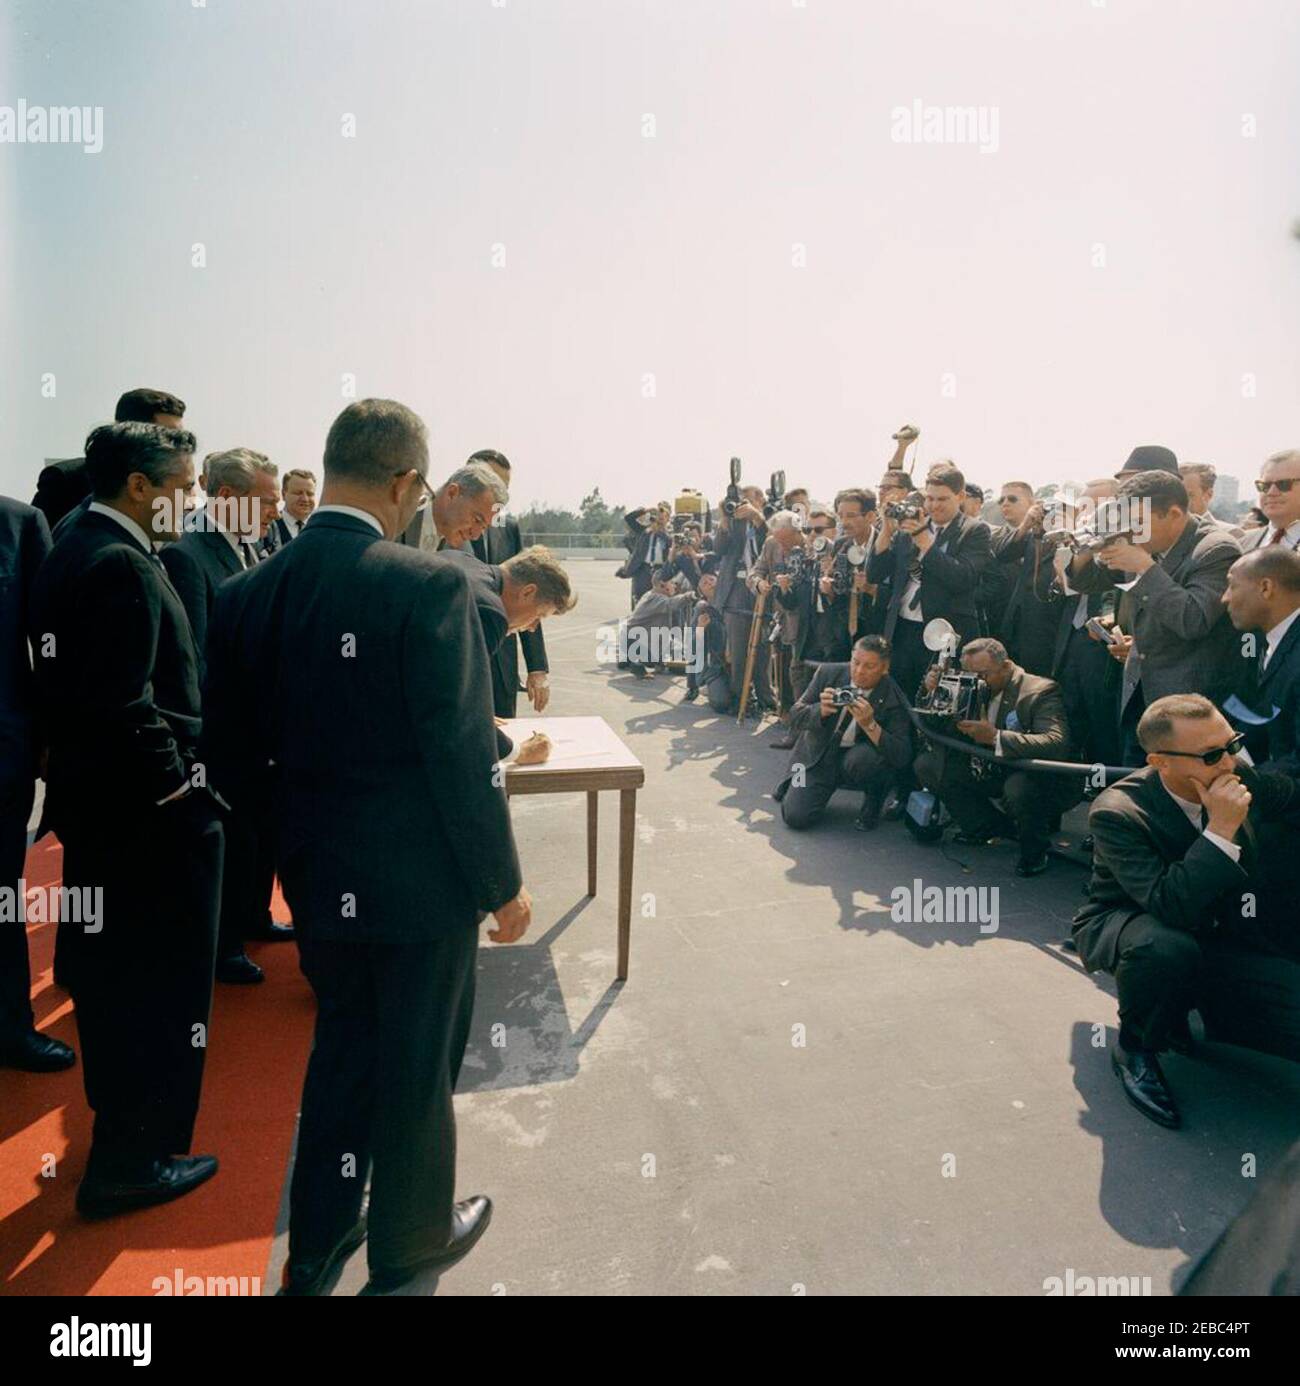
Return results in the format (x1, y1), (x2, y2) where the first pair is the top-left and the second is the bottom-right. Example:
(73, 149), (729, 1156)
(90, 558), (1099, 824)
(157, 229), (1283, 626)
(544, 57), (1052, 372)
(1255, 478), (1297, 494)
(810, 523), (833, 533)
(1158, 731), (1246, 766)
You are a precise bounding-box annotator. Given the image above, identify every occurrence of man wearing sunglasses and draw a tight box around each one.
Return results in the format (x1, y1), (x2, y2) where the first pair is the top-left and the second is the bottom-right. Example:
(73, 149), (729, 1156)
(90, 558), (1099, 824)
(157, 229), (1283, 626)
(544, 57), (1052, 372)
(1241, 449), (1300, 553)
(1072, 694), (1298, 1130)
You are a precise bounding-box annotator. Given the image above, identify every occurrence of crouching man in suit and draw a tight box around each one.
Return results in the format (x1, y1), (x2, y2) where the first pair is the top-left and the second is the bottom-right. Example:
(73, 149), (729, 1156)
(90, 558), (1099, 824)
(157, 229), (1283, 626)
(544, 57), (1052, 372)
(774, 635), (914, 832)
(914, 637), (1082, 877)
(1072, 694), (1299, 1130)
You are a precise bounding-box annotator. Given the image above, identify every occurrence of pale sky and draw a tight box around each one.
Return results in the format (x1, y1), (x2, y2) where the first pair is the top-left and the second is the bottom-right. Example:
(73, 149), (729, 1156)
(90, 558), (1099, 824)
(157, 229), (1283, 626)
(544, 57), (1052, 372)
(4, 0), (1298, 512)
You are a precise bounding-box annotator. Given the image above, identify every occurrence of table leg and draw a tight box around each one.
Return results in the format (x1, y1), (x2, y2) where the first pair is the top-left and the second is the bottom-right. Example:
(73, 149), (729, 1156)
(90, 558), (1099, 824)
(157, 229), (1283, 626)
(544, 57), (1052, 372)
(587, 790), (598, 897)
(617, 787), (636, 981)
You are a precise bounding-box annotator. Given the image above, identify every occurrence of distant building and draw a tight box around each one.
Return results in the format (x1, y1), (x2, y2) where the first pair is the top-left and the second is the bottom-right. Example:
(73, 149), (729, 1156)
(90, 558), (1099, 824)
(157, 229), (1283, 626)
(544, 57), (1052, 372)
(1218, 474), (1241, 508)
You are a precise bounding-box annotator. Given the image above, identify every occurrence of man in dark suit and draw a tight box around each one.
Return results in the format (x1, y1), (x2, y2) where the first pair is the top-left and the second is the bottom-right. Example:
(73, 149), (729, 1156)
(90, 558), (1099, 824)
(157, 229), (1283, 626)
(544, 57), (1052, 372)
(29, 421), (223, 1216)
(1068, 469), (1241, 765)
(397, 460), (508, 555)
(989, 485), (1067, 676)
(774, 635), (915, 832)
(460, 451), (551, 717)
(259, 467), (317, 555)
(163, 449), (289, 985)
(714, 488), (775, 714)
(914, 637), (1082, 875)
(0, 497), (75, 1072)
(1223, 546), (1300, 777)
(618, 503), (673, 607)
(204, 399), (532, 1296)
(1047, 479), (1122, 769)
(867, 462), (992, 704)
(33, 388), (188, 534)
(1073, 694), (1298, 1129)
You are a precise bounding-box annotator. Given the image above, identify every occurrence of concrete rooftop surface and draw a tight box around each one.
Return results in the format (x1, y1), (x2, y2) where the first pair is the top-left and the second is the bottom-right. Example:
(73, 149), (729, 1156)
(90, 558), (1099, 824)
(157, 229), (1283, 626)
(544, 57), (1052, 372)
(268, 559), (1300, 1296)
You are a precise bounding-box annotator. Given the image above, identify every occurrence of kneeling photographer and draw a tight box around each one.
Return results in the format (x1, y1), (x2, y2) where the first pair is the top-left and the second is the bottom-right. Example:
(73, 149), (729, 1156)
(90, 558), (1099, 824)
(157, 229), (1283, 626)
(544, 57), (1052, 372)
(913, 636), (1082, 876)
(774, 635), (915, 832)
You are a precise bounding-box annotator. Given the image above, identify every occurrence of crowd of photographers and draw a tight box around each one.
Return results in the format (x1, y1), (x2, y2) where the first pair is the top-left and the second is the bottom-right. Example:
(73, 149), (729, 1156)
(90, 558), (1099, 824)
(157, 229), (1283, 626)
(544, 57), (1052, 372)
(614, 431), (1300, 1132)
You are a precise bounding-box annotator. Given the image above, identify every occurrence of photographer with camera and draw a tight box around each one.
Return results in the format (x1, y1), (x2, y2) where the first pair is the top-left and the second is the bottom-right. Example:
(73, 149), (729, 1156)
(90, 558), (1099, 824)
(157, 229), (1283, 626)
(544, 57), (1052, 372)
(835, 488), (879, 643)
(914, 637), (1081, 876)
(617, 501), (673, 607)
(781, 504), (847, 702)
(683, 567), (732, 711)
(1067, 468), (1242, 765)
(773, 635), (915, 832)
(868, 462), (992, 702)
(714, 484), (776, 715)
(986, 482), (1067, 675)
(748, 509), (809, 735)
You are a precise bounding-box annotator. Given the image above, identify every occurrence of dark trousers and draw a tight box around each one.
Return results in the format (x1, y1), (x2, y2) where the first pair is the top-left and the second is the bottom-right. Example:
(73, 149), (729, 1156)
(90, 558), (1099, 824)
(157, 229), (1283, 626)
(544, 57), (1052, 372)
(630, 567), (653, 607)
(789, 658), (819, 704)
(687, 667), (731, 712)
(889, 618), (929, 707)
(772, 642), (795, 716)
(1120, 686), (1147, 768)
(217, 796), (280, 960)
(1058, 629), (1122, 768)
(915, 749), (1083, 858)
(1106, 912), (1203, 1052)
(0, 779), (35, 1041)
(290, 926), (479, 1272)
(781, 741), (895, 830)
(58, 798), (222, 1171)
(725, 609), (773, 710)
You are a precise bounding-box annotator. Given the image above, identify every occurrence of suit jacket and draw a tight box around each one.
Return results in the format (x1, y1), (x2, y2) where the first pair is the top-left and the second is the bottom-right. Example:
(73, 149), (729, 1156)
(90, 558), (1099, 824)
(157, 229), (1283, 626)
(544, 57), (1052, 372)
(983, 664), (1074, 760)
(202, 510), (521, 941)
(1234, 613), (1300, 778)
(867, 512), (992, 645)
(618, 511), (672, 580)
(0, 498), (52, 788)
(160, 522), (247, 680)
(991, 529), (1068, 676)
(439, 549), (517, 760)
(713, 518), (767, 618)
(30, 509), (204, 831)
(1073, 764), (1296, 973)
(1069, 517), (1241, 710)
(470, 517), (548, 685)
(31, 458), (90, 532)
(774, 666), (914, 799)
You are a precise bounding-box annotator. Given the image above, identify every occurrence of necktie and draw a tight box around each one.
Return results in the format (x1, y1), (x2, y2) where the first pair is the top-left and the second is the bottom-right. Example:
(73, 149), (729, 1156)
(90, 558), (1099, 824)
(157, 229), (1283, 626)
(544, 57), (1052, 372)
(241, 542), (258, 569)
(1269, 528), (1285, 546)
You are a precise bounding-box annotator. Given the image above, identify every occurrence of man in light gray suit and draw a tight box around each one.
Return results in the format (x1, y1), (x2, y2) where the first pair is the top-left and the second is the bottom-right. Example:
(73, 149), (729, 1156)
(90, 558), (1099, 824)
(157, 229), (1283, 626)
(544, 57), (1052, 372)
(1239, 449), (1300, 554)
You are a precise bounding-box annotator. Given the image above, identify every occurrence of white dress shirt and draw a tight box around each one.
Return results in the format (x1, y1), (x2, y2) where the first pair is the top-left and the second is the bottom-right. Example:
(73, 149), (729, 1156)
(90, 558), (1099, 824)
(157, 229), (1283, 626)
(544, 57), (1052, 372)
(314, 504), (385, 537)
(87, 502), (155, 554)
(1263, 607), (1300, 671)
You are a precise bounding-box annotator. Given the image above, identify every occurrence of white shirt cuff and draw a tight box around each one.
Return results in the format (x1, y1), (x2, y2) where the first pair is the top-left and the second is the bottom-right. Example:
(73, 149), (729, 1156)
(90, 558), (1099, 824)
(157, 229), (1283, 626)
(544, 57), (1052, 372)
(1202, 830), (1242, 864)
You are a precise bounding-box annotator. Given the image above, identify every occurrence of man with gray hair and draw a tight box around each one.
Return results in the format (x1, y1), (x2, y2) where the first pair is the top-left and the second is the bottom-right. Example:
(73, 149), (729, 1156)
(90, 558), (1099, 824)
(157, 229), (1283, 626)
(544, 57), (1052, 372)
(400, 460), (507, 552)
(163, 448), (290, 987)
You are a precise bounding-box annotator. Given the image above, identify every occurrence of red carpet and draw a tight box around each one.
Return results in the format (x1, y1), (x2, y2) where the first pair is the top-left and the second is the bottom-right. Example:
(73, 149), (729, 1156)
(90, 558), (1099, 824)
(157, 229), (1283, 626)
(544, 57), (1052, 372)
(0, 835), (313, 1296)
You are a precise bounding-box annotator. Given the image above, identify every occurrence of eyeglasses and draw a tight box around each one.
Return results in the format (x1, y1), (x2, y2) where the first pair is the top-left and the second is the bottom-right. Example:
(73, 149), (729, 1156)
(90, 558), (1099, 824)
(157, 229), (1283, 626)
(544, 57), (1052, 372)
(810, 524), (833, 534)
(401, 470), (436, 510)
(1158, 732), (1246, 766)
(1254, 478), (1297, 494)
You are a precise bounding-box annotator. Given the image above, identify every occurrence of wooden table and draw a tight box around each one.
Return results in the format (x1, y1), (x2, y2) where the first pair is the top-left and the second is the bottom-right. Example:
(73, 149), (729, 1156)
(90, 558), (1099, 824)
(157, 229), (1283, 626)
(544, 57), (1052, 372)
(501, 716), (646, 980)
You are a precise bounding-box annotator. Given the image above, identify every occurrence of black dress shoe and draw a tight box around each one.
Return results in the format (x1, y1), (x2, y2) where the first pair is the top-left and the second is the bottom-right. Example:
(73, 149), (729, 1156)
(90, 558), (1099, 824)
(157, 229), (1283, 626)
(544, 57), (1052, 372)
(0, 1030), (76, 1072)
(683, 686), (700, 703)
(1060, 936), (1079, 954)
(77, 1154), (219, 1218)
(216, 953), (264, 985)
(882, 797), (906, 823)
(1015, 851), (1050, 877)
(854, 792), (886, 832)
(359, 1196), (493, 1294)
(249, 921), (294, 942)
(1111, 1043), (1181, 1129)
(953, 830), (997, 846)
(768, 734), (796, 750)
(278, 1218), (368, 1296)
